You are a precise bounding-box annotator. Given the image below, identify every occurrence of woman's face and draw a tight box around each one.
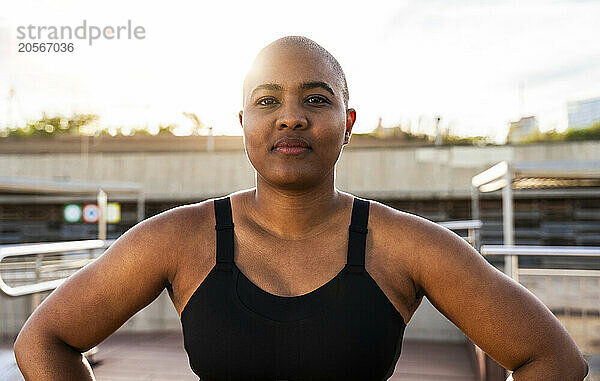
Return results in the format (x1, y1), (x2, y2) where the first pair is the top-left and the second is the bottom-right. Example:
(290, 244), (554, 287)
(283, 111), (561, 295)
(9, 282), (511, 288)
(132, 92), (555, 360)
(240, 45), (355, 190)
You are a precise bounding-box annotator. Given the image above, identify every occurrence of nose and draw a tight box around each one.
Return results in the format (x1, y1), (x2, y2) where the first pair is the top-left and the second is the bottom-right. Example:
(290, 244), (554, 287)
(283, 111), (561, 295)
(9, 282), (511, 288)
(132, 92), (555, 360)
(275, 102), (308, 130)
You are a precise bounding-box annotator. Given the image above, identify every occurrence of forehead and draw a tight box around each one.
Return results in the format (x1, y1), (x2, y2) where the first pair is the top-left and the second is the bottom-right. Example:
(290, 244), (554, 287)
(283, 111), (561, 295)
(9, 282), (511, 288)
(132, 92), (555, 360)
(243, 45), (341, 102)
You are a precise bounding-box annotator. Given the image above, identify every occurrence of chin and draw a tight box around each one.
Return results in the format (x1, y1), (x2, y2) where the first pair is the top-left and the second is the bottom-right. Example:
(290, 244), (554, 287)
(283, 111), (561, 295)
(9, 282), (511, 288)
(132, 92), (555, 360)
(263, 167), (323, 190)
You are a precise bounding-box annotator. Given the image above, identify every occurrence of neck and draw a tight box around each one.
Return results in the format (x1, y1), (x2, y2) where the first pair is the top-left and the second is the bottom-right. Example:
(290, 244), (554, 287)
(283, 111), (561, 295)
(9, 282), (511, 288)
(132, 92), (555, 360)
(244, 171), (346, 240)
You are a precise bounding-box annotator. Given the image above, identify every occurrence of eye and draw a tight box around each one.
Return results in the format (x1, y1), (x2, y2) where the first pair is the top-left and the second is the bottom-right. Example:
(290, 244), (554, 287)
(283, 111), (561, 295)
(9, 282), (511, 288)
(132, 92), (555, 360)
(305, 95), (330, 105)
(256, 97), (278, 106)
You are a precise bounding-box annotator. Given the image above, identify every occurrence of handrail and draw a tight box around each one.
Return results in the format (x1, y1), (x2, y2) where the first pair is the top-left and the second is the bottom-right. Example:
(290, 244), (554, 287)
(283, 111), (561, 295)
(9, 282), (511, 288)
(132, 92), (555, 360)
(480, 245), (600, 282)
(438, 220), (483, 230)
(0, 258), (94, 271)
(480, 245), (600, 257)
(518, 268), (600, 277)
(0, 239), (113, 297)
(0, 239), (109, 257)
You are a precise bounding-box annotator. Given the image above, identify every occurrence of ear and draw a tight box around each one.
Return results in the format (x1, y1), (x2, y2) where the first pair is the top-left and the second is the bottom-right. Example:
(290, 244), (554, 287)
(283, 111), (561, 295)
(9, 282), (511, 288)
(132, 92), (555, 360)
(343, 108), (356, 145)
(238, 110), (244, 128)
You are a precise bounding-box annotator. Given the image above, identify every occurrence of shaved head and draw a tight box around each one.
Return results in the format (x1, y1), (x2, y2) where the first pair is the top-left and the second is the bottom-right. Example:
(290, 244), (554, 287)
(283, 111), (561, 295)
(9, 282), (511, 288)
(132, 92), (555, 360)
(243, 36), (350, 109)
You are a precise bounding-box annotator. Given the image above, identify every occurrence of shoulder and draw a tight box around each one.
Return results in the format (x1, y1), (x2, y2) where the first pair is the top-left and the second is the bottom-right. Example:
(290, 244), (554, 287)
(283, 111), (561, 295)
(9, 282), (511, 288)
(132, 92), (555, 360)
(367, 198), (449, 238)
(366, 198), (474, 291)
(367, 198), (450, 254)
(137, 198), (216, 244)
(151, 191), (253, 279)
(367, 197), (466, 251)
(120, 198), (218, 285)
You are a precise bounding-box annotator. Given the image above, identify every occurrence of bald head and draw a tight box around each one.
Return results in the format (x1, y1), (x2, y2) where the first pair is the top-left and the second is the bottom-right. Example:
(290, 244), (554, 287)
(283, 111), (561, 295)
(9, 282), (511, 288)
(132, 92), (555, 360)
(243, 36), (350, 109)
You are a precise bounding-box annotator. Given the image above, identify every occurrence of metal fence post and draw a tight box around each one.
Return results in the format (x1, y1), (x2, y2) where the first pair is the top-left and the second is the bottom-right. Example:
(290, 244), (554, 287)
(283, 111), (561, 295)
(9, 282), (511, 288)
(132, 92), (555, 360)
(502, 168), (518, 282)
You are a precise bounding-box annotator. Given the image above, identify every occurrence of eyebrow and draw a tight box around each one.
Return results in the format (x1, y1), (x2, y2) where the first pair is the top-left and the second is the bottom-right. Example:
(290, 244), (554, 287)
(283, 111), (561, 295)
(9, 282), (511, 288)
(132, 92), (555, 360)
(249, 81), (336, 99)
(249, 83), (283, 100)
(300, 81), (335, 97)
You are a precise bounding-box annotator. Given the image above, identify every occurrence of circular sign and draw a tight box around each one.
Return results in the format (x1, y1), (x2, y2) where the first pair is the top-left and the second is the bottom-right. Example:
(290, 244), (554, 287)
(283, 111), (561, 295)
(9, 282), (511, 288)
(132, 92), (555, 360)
(63, 204), (81, 223)
(107, 203), (121, 223)
(82, 204), (99, 223)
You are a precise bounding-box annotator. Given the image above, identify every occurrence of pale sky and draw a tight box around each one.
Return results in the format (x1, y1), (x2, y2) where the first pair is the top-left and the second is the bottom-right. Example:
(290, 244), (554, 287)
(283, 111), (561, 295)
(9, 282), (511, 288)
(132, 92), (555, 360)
(1, 0), (599, 142)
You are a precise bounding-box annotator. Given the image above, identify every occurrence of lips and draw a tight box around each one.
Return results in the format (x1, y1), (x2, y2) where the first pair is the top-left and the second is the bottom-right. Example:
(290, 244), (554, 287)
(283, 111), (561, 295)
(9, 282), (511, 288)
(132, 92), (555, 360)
(272, 137), (312, 154)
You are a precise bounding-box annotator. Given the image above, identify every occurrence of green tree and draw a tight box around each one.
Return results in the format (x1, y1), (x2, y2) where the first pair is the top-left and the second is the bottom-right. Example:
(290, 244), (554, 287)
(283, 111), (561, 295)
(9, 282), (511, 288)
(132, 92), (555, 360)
(1, 113), (99, 138)
(520, 121), (600, 143)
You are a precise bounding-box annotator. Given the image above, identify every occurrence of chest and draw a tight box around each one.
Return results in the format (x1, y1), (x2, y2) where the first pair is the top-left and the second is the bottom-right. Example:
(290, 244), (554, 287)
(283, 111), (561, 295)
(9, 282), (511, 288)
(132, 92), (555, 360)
(232, 228), (350, 297)
(170, 221), (417, 322)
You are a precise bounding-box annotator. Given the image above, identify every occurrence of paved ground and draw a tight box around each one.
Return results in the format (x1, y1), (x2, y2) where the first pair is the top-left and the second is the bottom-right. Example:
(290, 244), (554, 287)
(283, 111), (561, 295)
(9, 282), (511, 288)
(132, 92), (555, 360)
(92, 332), (197, 381)
(0, 348), (22, 381)
(391, 340), (478, 380)
(2, 331), (598, 380)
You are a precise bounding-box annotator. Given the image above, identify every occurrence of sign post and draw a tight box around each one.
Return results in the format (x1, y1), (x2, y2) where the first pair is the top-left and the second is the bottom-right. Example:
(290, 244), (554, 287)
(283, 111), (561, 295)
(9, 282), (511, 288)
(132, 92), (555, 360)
(97, 189), (107, 241)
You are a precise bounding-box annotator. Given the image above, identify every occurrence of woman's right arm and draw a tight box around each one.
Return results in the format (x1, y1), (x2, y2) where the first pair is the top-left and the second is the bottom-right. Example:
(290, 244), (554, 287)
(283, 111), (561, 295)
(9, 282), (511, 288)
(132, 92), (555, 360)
(13, 205), (188, 380)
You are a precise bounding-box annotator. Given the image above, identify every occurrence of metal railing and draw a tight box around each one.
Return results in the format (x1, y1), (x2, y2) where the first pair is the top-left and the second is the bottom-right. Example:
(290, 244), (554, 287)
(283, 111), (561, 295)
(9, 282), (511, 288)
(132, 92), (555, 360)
(480, 245), (600, 282)
(0, 240), (113, 298)
(481, 244), (600, 380)
(0, 239), (114, 363)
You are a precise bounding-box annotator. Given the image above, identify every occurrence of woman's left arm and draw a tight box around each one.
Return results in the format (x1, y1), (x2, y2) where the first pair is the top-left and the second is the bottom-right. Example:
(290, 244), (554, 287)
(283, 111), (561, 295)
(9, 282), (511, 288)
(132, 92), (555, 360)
(401, 215), (589, 380)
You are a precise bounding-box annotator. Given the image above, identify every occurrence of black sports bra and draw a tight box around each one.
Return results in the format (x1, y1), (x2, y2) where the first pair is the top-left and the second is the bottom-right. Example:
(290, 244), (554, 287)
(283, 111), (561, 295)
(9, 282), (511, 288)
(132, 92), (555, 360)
(180, 196), (406, 380)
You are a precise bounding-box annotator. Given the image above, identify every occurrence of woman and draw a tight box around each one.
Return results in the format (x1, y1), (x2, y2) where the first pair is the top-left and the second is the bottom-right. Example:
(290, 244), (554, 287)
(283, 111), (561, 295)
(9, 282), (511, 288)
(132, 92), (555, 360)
(15, 36), (588, 380)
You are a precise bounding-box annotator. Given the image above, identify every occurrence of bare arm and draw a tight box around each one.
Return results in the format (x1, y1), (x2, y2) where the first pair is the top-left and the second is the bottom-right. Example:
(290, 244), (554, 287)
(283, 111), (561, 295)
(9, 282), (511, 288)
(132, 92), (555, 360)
(13, 205), (190, 380)
(397, 213), (588, 380)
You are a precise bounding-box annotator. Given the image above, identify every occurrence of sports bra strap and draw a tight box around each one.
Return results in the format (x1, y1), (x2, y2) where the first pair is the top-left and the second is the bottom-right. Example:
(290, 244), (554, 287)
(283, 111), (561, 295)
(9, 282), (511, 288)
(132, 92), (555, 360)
(347, 198), (370, 271)
(214, 197), (234, 270)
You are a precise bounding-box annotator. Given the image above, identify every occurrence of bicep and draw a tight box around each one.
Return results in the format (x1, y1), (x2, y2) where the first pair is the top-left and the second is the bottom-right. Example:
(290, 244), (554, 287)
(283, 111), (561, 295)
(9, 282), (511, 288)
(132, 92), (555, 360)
(21, 216), (174, 353)
(412, 222), (576, 371)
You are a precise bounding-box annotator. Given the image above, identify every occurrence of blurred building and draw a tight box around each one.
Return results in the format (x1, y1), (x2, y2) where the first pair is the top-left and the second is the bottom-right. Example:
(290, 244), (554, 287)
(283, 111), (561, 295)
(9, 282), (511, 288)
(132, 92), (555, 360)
(568, 96), (600, 129)
(507, 116), (538, 143)
(374, 117), (416, 139)
(375, 117), (401, 137)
